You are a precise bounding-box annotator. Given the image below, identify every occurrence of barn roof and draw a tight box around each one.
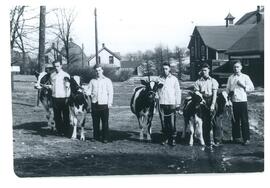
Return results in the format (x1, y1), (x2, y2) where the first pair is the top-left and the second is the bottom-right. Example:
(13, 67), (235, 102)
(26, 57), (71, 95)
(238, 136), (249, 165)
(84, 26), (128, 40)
(226, 21), (264, 54)
(190, 24), (255, 50)
(235, 7), (264, 25)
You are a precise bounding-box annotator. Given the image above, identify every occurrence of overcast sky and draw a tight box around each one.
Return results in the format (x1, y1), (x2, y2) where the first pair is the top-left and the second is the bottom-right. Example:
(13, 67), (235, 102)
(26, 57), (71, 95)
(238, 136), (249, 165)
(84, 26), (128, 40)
(12, 0), (265, 56)
(65, 0), (264, 56)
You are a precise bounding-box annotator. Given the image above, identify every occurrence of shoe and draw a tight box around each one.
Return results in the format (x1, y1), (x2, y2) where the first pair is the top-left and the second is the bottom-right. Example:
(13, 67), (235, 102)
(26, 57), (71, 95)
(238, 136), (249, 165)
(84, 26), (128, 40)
(161, 139), (168, 145)
(233, 138), (242, 144)
(242, 140), (250, 146)
(171, 139), (176, 147)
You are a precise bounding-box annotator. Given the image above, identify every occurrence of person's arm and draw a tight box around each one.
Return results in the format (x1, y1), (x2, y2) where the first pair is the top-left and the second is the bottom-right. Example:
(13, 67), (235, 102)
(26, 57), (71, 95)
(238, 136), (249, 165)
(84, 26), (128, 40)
(245, 75), (255, 92)
(85, 80), (92, 96)
(175, 78), (181, 107)
(194, 80), (200, 92)
(210, 79), (219, 111)
(226, 76), (231, 94)
(107, 79), (114, 107)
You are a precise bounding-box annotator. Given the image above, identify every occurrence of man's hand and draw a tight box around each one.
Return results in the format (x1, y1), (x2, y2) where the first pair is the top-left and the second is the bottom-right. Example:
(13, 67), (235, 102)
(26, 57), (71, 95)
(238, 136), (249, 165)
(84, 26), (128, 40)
(210, 104), (215, 112)
(44, 85), (52, 89)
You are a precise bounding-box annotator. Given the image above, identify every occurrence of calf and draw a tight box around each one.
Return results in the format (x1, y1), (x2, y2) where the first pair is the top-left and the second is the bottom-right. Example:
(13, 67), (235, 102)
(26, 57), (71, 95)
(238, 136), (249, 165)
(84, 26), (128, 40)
(182, 91), (207, 146)
(67, 76), (91, 141)
(130, 80), (163, 141)
(34, 71), (55, 131)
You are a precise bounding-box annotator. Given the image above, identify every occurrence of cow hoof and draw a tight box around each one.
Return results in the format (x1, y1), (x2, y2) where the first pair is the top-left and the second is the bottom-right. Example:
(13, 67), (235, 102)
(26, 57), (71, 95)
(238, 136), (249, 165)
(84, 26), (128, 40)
(189, 143), (193, 146)
(80, 137), (85, 141)
(71, 137), (77, 140)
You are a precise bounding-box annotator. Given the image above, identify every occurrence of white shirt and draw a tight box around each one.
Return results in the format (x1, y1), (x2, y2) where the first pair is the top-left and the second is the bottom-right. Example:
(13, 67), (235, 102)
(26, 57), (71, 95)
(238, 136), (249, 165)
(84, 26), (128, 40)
(226, 73), (254, 102)
(86, 75), (113, 105)
(194, 76), (219, 97)
(158, 74), (181, 105)
(50, 70), (70, 98)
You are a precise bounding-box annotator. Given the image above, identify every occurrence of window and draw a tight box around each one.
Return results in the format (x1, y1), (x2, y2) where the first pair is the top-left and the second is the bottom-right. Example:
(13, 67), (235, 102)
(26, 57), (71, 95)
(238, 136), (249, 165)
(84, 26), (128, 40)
(98, 56), (101, 64)
(109, 56), (114, 64)
(191, 47), (195, 57)
(201, 45), (205, 60)
(201, 45), (205, 56)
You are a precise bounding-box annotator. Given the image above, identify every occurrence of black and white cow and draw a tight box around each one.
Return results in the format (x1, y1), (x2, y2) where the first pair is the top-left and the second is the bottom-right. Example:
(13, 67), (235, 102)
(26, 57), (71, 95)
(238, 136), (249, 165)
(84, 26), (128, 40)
(34, 71), (55, 131)
(182, 91), (207, 146)
(215, 90), (234, 139)
(130, 80), (163, 141)
(66, 76), (91, 141)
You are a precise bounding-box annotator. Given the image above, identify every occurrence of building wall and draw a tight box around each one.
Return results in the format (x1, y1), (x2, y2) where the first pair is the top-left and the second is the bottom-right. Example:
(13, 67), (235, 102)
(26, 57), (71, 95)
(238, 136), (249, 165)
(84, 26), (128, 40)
(89, 49), (121, 67)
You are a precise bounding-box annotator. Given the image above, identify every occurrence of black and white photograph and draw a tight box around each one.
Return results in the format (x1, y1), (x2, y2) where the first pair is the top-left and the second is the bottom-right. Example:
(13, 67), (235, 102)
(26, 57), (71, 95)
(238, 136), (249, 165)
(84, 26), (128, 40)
(0, 0), (268, 186)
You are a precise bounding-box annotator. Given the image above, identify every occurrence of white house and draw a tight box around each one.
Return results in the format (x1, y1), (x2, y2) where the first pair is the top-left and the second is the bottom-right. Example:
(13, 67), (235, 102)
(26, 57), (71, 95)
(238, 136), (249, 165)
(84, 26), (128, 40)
(88, 43), (121, 68)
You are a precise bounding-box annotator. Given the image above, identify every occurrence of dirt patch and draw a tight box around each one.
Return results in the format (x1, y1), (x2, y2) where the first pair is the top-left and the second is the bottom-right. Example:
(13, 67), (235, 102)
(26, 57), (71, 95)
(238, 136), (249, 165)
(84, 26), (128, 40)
(12, 75), (264, 177)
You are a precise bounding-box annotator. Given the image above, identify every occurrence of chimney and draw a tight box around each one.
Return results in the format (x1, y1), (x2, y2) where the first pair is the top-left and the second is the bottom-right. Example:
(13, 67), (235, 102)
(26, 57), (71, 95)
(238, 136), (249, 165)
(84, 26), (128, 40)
(102, 43), (105, 48)
(256, 6), (261, 23)
(225, 13), (235, 27)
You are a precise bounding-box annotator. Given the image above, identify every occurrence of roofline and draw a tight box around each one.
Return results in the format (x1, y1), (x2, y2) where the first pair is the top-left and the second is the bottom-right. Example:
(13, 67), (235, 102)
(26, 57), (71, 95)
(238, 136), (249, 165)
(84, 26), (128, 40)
(87, 46), (121, 62)
(226, 50), (264, 55)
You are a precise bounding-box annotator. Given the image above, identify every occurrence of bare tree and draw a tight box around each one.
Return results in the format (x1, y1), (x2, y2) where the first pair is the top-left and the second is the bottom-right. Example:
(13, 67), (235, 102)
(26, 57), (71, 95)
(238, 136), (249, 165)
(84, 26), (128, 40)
(53, 8), (77, 65)
(10, 6), (26, 50)
(175, 46), (185, 80)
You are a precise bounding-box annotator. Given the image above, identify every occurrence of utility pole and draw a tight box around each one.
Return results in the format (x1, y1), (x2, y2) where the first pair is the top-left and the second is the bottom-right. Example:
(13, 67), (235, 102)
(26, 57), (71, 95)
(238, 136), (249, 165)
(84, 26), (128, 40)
(37, 6), (46, 106)
(94, 8), (99, 65)
(38, 6), (46, 72)
(82, 43), (84, 67)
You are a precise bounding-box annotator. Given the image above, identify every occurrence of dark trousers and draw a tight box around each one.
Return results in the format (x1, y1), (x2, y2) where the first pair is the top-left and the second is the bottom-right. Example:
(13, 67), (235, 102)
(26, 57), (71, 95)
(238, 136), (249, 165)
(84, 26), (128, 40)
(91, 103), (109, 141)
(52, 97), (70, 136)
(159, 105), (177, 141)
(203, 97), (222, 144)
(232, 102), (250, 141)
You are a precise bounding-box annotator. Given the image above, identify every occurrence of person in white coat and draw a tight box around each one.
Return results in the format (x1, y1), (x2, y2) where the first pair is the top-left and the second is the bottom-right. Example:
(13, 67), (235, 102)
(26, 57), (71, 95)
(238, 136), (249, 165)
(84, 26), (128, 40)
(226, 60), (254, 145)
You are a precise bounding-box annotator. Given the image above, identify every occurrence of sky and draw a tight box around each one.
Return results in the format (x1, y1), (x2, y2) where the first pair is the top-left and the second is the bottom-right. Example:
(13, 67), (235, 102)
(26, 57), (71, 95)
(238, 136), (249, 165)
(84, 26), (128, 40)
(9, 0), (265, 57)
(62, 0), (264, 56)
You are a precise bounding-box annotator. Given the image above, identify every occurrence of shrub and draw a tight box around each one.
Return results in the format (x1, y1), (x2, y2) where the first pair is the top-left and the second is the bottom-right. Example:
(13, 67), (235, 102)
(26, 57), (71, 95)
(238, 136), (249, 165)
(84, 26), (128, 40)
(64, 65), (133, 83)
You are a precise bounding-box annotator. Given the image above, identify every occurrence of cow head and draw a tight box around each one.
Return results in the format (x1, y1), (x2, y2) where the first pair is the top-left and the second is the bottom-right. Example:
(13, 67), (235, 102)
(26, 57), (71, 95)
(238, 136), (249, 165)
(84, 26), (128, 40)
(66, 76), (83, 94)
(189, 91), (206, 105)
(218, 91), (232, 108)
(34, 71), (51, 90)
(140, 80), (163, 103)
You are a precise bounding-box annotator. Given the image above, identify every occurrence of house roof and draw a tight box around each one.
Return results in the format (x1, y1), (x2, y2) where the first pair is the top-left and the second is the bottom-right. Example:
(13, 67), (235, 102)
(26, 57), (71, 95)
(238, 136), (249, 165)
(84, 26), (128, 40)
(226, 21), (264, 54)
(189, 24), (255, 50)
(235, 8), (264, 25)
(88, 45), (121, 62)
(120, 60), (142, 68)
(225, 13), (235, 20)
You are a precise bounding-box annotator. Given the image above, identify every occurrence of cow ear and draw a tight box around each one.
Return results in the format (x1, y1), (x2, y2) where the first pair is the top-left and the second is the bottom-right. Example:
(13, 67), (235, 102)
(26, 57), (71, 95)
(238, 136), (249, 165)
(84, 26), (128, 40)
(34, 71), (40, 79)
(188, 91), (194, 97)
(64, 77), (70, 82)
(141, 80), (147, 86)
(157, 83), (163, 89)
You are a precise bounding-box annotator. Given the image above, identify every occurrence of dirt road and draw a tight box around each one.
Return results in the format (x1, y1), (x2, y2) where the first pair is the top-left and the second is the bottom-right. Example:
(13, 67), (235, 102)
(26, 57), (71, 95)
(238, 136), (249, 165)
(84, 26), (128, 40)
(12, 76), (264, 177)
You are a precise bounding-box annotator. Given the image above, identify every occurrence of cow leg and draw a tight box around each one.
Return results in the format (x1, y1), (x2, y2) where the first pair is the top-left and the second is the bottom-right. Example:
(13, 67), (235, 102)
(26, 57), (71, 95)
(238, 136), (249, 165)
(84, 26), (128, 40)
(189, 120), (194, 146)
(182, 118), (189, 140)
(138, 116), (144, 141)
(195, 116), (205, 146)
(71, 114), (78, 140)
(146, 115), (153, 141)
(48, 108), (55, 131)
(80, 113), (86, 141)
